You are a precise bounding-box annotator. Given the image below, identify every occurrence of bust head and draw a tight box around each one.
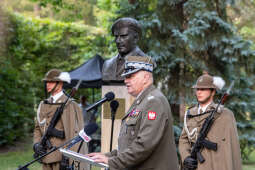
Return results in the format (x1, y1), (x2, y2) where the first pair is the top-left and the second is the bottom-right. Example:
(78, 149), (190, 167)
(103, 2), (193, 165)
(102, 18), (146, 82)
(111, 18), (142, 56)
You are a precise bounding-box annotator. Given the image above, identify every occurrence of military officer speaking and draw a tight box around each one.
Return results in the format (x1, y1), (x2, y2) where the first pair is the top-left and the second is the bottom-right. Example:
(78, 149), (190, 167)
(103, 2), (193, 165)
(88, 56), (179, 170)
(33, 69), (88, 170)
(179, 72), (242, 170)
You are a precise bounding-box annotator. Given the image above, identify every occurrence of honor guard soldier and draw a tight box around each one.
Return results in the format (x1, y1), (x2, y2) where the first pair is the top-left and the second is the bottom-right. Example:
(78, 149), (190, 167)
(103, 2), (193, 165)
(88, 56), (179, 170)
(33, 69), (88, 170)
(179, 72), (242, 170)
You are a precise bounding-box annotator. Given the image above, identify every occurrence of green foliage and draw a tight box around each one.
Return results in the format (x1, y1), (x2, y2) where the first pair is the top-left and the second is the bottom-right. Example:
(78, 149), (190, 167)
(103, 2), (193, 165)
(0, 59), (34, 145)
(8, 12), (111, 99)
(229, 0), (255, 46)
(238, 122), (255, 160)
(0, 10), (113, 145)
(115, 0), (255, 160)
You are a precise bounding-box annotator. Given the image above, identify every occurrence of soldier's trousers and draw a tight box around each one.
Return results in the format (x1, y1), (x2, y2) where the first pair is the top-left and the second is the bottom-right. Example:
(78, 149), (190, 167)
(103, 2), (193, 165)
(42, 162), (60, 170)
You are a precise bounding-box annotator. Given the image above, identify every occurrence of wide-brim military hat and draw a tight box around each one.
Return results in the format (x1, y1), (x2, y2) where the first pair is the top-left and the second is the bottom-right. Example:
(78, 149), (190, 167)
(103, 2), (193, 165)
(42, 69), (71, 83)
(111, 17), (142, 36)
(121, 56), (154, 77)
(192, 72), (225, 90)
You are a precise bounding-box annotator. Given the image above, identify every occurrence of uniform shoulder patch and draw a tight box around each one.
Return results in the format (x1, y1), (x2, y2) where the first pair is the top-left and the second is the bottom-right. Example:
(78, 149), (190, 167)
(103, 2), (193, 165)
(148, 111), (157, 120)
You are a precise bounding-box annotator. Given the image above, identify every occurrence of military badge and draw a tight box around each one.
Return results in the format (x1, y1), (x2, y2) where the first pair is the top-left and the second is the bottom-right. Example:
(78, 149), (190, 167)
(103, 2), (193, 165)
(148, 111), (157, 120)
(128, 109), (140, 117)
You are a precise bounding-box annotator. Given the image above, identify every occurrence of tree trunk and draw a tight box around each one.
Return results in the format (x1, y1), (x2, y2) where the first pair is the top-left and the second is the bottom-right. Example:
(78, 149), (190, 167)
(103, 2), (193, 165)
(128, 0), (136, 4)
(179, 62), (186, 123)
(33, 4), (41, 17)
(0, 6), (8, 59)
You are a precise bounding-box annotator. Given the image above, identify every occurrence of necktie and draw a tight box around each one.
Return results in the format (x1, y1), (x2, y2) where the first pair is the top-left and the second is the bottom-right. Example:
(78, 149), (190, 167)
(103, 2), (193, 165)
(198, 108), (203, 115)
(116, 57), (125, 77)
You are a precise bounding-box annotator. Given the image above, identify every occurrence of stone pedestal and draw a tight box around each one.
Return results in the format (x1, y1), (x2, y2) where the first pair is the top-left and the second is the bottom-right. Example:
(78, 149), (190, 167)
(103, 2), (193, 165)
(101, 85), (134, 153)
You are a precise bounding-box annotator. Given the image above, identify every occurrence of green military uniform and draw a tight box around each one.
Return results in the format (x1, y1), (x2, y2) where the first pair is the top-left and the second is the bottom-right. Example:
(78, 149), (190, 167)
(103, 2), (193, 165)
(106, 84), (179, 170)
(179, 103), (242, 170)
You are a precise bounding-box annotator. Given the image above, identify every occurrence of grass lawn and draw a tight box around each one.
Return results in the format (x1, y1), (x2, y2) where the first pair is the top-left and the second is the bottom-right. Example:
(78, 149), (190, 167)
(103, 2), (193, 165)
(0, 139), (41, 170)
(0, 147), (101, 170)
(243, 151), (255, 170)
(0, 139), (254, 170)
(0, 139), (101, 170)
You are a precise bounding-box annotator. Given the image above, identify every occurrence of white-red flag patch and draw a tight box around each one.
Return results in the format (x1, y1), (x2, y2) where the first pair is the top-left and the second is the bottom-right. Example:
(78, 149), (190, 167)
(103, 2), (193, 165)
(148, 111), (157, 120)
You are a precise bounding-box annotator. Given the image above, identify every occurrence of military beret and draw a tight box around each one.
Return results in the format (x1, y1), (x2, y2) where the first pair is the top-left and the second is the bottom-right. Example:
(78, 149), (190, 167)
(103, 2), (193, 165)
(121, 56), (155, 77)
(111, 17), (142, 36)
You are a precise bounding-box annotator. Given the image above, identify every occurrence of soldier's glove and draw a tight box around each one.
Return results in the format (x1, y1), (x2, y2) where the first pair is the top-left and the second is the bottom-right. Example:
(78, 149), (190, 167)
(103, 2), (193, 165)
(33, 142), (47, 157)
(183, 156), (198, 170)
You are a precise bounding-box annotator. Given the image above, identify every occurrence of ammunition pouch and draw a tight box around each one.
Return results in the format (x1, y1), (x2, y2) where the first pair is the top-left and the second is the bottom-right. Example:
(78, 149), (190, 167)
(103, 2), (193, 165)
(47, 128), (65, 139)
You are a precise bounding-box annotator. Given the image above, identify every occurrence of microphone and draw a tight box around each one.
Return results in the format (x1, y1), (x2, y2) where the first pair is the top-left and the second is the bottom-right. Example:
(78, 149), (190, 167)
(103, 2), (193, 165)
(67, 123), (98, 149)
(85, 92), (115, 112)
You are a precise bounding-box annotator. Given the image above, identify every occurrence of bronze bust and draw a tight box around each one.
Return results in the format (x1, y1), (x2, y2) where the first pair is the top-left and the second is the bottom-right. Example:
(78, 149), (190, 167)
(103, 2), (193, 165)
(102, 17), (146, 82)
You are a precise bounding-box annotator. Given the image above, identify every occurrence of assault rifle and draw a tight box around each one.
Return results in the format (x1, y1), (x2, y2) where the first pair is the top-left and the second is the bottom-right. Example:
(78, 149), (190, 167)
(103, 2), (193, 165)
(40, 79), (82, 150)
(189, 81), (234, 167)
(17, 80), (82, 170)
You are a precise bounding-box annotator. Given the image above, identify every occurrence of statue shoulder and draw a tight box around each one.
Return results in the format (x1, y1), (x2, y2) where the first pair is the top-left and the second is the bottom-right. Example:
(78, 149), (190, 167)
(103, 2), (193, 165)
(129, 47), (146, 57)
(105, 55), (118, 64)
(103, 55), (118, 70)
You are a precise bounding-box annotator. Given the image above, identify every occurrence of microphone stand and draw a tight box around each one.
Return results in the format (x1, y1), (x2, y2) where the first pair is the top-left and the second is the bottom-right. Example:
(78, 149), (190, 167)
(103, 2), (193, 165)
(17, 137), (76, 170)
(110, 100), (119, 152)
(110, 112), (115, 152)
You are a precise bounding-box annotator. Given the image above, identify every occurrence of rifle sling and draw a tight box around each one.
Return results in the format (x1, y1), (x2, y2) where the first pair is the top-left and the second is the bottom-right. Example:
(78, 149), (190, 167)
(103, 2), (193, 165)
(187, 109), (214, 118)
(47, 128), (65, 139)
